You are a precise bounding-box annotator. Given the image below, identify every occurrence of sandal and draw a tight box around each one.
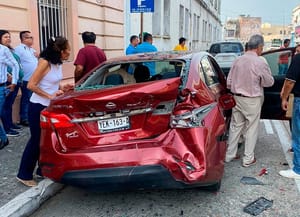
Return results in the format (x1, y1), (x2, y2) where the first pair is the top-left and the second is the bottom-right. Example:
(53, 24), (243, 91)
(16, 177), (37, 187)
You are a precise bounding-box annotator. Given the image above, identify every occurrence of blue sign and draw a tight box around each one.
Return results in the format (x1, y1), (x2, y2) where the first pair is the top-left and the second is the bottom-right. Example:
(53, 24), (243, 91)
(130, 0), (154, 13)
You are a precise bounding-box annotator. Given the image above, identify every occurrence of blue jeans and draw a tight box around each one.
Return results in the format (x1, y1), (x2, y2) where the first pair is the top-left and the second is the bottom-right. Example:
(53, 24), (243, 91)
(17, 102), (46, 180)
(292, 97), (300, 174)
(20, 81), (32, 122)
(2, 82), (20, 131)
(0, 86), (7, 142)
(278, 64), (288, 75)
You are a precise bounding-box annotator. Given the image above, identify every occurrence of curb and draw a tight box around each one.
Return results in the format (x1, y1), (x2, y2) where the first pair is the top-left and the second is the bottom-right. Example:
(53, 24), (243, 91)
(0, 179), (64, 217)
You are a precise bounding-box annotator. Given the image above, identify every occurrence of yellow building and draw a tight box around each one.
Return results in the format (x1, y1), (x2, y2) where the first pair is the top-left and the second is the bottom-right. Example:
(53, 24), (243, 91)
(261, 22), (292, 50)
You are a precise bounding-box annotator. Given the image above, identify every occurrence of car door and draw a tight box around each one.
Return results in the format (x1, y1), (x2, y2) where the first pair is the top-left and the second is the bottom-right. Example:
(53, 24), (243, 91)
(261, 47), (296, 119)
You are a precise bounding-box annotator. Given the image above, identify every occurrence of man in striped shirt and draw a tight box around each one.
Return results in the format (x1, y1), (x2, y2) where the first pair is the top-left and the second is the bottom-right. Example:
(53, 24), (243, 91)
(0, 44), (19, 149)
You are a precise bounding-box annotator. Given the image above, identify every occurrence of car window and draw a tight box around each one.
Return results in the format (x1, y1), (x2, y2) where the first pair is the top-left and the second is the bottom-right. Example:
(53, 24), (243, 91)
(200, 57), (219, 86)
(263, 50), (293, 76)
(210, 44), (220, 53)
(219, 43), (243, 53)
(75, 60), (185, 91)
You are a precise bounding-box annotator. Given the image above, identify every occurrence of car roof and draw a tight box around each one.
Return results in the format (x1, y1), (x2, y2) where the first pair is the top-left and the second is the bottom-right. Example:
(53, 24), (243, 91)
(210, 41), (243, 45)
(103, 51), (205, 64)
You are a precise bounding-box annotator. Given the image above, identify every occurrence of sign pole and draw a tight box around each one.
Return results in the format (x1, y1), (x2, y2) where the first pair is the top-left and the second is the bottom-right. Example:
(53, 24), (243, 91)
(140, 12), (143, 43)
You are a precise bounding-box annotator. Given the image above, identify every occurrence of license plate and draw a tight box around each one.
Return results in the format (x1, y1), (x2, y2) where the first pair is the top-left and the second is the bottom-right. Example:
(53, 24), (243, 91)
(221, 56), (231, 61)
(98, 116), (130, 133)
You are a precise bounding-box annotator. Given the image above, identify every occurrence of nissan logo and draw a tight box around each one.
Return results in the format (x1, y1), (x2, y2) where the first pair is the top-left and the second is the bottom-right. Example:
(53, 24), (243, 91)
(105, 102), (117, 109)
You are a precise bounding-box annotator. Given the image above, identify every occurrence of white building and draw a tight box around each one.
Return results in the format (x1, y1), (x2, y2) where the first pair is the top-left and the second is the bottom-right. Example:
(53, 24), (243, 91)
(292, 4), (300, 44)
(125, 0), (222, 52)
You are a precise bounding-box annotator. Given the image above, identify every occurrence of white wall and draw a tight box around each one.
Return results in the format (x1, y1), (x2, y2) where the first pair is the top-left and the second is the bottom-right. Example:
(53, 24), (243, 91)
(125, 0), (222, 52)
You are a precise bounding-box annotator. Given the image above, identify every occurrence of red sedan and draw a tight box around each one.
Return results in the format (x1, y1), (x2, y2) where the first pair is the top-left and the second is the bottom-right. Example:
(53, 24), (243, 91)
(39, 51), (235, 191)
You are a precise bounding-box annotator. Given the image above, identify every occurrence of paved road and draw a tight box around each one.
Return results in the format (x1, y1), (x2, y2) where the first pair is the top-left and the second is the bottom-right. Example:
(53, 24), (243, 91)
(0, 126), (31, 207)
(30, 120), (300, 217)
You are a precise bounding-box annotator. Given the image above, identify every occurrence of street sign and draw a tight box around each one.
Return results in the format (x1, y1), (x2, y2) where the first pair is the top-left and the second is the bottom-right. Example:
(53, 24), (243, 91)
(130, 0), (154, 13)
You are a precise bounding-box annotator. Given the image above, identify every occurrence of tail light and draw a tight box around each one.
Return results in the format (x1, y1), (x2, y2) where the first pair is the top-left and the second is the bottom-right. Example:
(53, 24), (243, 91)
(40, 110), (75, 129)
(170, 103), (216, 128)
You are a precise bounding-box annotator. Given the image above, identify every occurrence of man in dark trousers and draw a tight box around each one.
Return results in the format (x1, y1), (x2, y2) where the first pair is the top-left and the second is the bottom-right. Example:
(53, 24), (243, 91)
(279, 50), (300, 179)
(74, 31), (107, 82)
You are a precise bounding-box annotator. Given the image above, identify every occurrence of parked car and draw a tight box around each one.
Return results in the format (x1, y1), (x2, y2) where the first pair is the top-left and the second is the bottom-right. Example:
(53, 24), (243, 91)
(208, 41), (244, 75)
(39, 51), (236, 192)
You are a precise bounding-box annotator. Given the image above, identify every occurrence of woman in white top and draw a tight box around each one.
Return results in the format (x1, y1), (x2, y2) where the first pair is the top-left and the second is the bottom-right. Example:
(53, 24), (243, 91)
(17, 36), (73, 187)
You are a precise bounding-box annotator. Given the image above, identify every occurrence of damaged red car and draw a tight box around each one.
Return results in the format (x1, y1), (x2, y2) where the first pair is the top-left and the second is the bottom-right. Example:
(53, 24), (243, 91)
(39, 51), (235, 191)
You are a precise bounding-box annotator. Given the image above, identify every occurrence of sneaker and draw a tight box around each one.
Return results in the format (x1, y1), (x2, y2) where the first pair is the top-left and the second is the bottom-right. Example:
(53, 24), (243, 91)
(242, 158), (256, 167)
(288, 147), (294, 153)
(0, 139), (9, 150)
(11, 124), (22, 131)
(279, 169), (300, 179)
(19, 120), (29, 127)
(6, 129), (20, 137)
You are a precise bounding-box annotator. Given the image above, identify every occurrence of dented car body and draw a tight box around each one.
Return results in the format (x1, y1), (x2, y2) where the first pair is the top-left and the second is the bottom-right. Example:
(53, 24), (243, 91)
(39, 51), (235, 191)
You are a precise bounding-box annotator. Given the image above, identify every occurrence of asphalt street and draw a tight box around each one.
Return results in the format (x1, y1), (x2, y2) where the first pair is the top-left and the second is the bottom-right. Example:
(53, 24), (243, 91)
(1, 120), (300, 217)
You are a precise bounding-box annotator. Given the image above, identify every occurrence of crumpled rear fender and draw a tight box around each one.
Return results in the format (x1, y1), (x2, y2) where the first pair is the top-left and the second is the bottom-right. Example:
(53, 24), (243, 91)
(161, 126), (226, 183)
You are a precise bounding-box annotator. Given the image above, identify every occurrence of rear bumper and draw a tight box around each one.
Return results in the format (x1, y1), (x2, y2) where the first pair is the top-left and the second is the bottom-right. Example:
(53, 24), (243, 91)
(61, 164), (218, 191)
(40, 127), (226, 189)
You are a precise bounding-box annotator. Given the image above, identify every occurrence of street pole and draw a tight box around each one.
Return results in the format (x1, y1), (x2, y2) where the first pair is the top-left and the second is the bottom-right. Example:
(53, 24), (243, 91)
(140, 12), (143, 43)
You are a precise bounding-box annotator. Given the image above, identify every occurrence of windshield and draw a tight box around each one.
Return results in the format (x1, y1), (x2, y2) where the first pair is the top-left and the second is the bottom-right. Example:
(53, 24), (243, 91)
(210, 42), (244, 54)
(75, 60), (185, 91)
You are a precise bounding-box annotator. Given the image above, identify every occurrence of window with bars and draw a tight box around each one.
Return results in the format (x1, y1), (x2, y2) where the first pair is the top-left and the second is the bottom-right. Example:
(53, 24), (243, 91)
(163, 0), (170, 36)
(179, 5), (184, 38)
(37, 0), (68, 50)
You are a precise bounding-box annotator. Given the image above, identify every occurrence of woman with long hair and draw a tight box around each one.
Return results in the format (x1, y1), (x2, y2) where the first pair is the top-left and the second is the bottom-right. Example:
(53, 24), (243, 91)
(17, 36), (73, 187)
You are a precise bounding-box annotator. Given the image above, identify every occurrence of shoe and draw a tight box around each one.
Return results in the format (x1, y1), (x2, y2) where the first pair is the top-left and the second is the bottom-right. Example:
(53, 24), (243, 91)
(19, 120), (29, 127)
(0, 139), (9, 150)
(225, 155), (240, 163)
(242, 158), (256, 167)
(11, 124), (22, 131)
(34, 174), (44, 180)
(16, 177), (37, 187)
(6, 129), (20, 137)
(279, 169), (300, 179)
(288, 148), (294, 153)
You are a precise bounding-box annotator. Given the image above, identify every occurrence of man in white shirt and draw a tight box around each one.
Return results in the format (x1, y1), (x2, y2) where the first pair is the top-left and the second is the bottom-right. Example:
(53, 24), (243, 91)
(0, 44), (19, 149)
(14, 31), (38, 126)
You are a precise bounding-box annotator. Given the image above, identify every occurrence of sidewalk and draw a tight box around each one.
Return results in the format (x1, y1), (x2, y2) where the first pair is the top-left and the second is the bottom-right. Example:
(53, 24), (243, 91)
(0, 127), (63, 217)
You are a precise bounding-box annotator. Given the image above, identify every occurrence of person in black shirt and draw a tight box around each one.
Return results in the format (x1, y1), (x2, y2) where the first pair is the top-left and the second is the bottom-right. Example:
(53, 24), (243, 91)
(279, 52), (300, 179)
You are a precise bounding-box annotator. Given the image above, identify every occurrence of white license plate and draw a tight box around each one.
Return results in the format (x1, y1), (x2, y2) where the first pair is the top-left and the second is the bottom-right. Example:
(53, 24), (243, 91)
(98, 116), (130, 133)
(221, 56), (231, 61)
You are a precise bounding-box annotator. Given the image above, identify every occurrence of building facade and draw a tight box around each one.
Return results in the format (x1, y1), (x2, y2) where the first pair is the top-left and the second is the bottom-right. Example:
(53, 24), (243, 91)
(292, 5), (300, 45)
(0, 0), (125, 82)
(261, 23), (292, 49)
(224, 16), (261, 43)
(125, 0), (222, 51)
(0, 0), (125, 122)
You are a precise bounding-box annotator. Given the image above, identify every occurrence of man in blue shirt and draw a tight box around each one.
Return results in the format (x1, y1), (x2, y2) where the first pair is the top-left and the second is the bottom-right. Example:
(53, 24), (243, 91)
(134, 33), (157, 76)
(125, 35), (139, 55)
(0, 44), (19, 149)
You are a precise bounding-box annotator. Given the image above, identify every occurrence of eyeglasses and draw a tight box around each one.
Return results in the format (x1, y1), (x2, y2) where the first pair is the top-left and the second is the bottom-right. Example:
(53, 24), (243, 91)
(25, 36), (33, 39)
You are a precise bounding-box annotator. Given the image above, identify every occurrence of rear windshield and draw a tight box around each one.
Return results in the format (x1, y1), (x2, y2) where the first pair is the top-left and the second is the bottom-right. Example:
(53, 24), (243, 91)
(76, 60), (185, 91)
(210, 42), (244, 54)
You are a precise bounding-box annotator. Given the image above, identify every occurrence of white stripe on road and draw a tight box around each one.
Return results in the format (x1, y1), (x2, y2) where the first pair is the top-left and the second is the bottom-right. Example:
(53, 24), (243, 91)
(272, 120), (300, 192)
(262, 119), (274, 134)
